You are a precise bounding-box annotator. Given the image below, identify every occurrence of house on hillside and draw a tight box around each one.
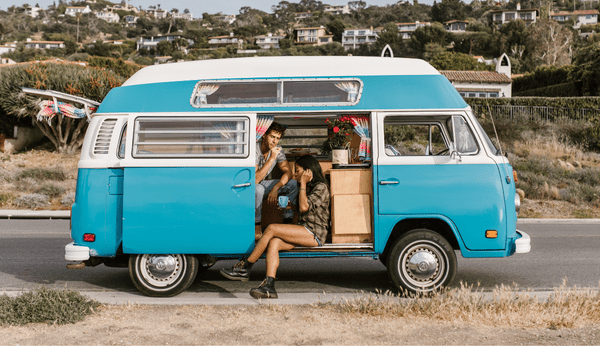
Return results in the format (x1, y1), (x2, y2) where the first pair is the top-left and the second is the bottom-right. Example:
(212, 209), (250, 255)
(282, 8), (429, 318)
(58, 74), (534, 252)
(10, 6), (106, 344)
(256, 33), (286, 49)
(490, 3), (538, 27)
(440, 53), (513, 98)
(137, 35), (194, 53)
(550, 10), (599, 28)
(324, 4), (350, 15)
(208, 33), (243, 49)
(172, 12), (194, 20)
(25, 5), (42, 18)
(296, 26), (333, 46)
(397, 21), (430, 39)
(23, 39), (65, 50)
(214, 14), (236, 24)
(65, 5), (92, 16)
(0, 42), (17, 55)
(95, 10), (120, 23)
(445, 20), (470, 32)
(295, 11), (313, 20)
(342, 27), (380, 51)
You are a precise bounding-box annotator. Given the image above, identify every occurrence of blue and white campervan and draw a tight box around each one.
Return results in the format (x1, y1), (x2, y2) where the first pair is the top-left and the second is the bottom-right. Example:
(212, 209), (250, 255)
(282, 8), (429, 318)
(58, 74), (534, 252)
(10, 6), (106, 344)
(49, 56), (529, 297)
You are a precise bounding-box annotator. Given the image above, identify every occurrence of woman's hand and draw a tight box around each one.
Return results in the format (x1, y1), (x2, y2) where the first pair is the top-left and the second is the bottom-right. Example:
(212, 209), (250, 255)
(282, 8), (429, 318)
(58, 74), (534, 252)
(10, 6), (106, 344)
(300, 169), (313, 185)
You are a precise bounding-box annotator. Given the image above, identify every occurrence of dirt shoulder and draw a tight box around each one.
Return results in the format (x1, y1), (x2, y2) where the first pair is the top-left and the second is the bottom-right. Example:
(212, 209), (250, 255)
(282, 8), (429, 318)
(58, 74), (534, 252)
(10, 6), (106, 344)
(1, 304), (599, 345)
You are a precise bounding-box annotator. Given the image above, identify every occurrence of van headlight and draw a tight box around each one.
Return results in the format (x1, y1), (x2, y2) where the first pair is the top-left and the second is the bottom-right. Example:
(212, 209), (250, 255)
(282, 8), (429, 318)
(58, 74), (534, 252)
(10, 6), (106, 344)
(515, 193), (521, 215)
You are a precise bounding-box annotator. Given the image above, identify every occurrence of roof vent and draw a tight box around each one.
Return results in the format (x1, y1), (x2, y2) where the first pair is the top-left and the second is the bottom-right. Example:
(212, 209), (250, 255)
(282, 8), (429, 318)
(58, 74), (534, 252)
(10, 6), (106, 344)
(93, 119), (117, 155)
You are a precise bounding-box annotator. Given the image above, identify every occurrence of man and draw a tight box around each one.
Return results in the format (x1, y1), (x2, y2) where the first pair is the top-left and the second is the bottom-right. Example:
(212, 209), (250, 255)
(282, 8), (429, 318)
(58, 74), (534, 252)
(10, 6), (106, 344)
(256, 122), (297, 225)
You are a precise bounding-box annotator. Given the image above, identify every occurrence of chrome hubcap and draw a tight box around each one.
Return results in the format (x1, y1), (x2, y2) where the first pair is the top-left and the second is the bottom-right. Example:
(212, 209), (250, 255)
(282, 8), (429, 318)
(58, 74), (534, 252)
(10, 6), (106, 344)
(139, 254), (185, 288)
(399, 240), (448, 290)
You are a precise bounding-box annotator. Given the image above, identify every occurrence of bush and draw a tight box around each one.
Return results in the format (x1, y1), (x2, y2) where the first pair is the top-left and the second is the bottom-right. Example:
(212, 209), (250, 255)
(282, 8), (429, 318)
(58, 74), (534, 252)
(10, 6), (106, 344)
(0, 193), (14, 206)
(16, 167), (67, 181)
(61, 192), (75, 206)
(38, 183), (66, 198)
(0, 287), (97, 326)
(14, 193), (49, 208)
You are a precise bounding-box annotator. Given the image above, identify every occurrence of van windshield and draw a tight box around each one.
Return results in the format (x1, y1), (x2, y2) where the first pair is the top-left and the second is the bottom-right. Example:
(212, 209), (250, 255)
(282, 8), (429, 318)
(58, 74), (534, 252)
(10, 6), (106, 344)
(472, 118), (499, 155)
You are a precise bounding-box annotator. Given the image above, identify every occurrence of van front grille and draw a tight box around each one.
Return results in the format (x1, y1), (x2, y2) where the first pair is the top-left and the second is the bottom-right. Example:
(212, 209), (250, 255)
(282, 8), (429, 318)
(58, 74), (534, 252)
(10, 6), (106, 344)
(93, 119), (117, 155)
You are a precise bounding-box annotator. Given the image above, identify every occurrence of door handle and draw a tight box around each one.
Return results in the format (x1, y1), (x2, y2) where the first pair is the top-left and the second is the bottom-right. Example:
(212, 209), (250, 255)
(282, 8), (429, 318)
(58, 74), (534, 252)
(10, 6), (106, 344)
(233, 182), (251, 188)
(379, 180), (399, 185)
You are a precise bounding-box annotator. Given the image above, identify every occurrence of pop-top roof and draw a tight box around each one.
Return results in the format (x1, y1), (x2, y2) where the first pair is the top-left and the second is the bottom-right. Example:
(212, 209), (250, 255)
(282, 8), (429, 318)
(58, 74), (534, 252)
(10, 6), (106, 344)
(122, 56), (440, 87)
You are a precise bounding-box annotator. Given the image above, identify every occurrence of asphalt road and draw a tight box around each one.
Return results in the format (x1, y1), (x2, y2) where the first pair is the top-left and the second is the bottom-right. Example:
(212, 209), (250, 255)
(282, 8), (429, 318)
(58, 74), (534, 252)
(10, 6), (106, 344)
(0, 219), (599, 303)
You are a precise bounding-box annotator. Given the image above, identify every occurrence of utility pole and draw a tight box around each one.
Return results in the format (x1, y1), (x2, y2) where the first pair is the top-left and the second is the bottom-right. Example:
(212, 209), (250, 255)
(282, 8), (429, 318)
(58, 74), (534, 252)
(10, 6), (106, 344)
(76, 12), (80, 43)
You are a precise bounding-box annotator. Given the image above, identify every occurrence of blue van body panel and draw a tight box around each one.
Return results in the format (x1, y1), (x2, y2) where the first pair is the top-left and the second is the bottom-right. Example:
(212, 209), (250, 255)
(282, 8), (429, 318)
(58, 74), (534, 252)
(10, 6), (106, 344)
(96, 75), (467, 114)
(71, 168), (123, 257)
(121, 167), (254, 255)
(377, 163), (506, 251)
(500, 163), (518, 241)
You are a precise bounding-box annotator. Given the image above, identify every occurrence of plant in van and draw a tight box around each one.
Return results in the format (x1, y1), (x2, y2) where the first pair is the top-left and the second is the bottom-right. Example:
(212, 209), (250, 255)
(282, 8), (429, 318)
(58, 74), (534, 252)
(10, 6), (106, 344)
(322, 116), (355, 150)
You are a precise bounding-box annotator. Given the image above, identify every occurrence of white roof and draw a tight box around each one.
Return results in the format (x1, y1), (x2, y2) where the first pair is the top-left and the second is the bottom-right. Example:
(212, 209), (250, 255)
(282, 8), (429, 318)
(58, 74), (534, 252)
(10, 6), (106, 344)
(122, 56), (439, 87)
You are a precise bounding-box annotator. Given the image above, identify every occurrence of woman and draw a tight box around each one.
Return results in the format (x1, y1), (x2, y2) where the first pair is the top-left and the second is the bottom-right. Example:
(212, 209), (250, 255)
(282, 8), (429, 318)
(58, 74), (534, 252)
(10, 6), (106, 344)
(220, 155), (330, 299)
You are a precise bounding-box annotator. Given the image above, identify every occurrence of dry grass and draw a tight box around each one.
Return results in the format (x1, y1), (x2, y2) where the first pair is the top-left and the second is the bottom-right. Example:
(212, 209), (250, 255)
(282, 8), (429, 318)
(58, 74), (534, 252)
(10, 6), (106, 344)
(317, 280), (600, 329)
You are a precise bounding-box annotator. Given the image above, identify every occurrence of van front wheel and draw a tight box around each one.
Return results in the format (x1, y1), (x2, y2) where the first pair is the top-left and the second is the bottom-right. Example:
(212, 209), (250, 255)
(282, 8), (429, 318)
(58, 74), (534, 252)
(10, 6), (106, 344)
(129, 254), (199, 297)
(387, 229), (456, 294)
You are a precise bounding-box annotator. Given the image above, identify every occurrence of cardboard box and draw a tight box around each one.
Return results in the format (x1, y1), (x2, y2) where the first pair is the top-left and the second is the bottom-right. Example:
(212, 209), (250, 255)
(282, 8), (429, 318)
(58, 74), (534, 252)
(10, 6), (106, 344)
(331, 234), (373, 244)
(331, 194), (372, 235)
(330, 169), (372, 195)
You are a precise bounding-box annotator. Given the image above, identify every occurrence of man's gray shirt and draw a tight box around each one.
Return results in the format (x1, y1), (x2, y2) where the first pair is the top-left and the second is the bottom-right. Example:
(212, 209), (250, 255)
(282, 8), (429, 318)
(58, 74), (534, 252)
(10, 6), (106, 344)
(256, 139), (286, 182)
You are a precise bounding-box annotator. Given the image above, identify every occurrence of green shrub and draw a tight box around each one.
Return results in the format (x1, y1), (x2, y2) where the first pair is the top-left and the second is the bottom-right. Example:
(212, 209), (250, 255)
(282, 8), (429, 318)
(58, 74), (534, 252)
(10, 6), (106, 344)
(16, 167), (66, 181)
(0, 193), (13, 206)
(0, 287), (97, 326)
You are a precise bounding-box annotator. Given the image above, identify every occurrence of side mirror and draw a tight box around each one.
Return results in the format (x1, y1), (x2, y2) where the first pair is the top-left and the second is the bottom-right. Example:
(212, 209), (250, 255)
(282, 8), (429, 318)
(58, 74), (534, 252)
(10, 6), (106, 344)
(449, 143), (462, 162)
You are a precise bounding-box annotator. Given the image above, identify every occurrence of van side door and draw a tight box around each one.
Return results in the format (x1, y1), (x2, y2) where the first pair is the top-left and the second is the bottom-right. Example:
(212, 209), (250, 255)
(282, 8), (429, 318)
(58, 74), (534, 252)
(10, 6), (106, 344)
(120, 114), (255, 255)
(376, 113), (507, 251)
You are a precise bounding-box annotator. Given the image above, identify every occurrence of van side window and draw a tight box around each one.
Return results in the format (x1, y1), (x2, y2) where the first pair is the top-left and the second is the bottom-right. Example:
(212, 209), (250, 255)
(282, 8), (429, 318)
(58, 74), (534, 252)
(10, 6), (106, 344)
(446, 116), (479, 155)
(132, 117), (249, 158)
(384, 120), (448, 156)
(117, 124), (127, 159)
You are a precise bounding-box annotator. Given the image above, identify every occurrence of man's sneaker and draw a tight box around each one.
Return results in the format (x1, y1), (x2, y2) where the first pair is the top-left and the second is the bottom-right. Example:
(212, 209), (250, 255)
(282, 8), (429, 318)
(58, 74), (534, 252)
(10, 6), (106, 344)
(220, 259), (253, 281)
(249, 276), (278, 299)
(282, 217), (293, 224)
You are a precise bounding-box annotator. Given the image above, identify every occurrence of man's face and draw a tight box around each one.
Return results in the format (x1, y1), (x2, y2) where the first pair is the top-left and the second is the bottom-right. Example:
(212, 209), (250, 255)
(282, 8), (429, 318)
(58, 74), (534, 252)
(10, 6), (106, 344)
(264, 131), (282, 149)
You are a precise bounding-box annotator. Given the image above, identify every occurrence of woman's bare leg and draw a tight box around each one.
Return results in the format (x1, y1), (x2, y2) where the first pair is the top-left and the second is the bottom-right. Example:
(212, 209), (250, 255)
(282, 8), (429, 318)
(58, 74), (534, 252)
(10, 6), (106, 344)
(247, 224), (318, 263)
(265, 238), (295, 278)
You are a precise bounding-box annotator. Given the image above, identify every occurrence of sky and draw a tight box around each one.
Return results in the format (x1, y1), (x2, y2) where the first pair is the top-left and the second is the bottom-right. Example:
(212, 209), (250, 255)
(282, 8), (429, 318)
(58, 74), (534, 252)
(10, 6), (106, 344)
(0, 0), (437, 18)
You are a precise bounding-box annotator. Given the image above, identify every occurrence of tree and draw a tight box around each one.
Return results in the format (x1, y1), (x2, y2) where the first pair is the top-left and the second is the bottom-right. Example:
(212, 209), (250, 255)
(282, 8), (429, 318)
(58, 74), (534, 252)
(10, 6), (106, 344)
(373, 22), (404, 57)
(528, 19), (573, 67)
(156, 40), (173, 56)
(571, 42), (600, 96)
(429, 51), (492, 70)
(432, 0), (467, 23)
(0, 62), (124, 153)
(326, 18), (345, 43)
(410, 23), (447, 53)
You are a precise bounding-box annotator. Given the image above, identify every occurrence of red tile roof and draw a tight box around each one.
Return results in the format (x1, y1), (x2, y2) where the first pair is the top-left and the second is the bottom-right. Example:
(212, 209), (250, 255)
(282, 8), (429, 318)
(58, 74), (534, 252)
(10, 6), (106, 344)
(440, 70), (512, 83)
(551, 10), (599, 15)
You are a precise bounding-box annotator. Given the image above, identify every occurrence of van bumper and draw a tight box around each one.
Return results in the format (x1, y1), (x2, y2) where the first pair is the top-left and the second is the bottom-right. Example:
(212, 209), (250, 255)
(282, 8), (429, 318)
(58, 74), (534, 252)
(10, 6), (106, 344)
(514, 230), (531, 254)
(65, 242), (90, 261)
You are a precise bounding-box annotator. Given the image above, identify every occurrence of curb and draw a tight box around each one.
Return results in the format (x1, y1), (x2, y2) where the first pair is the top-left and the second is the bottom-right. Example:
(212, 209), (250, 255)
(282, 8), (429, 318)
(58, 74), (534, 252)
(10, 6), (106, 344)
(1, 210), (600, 224)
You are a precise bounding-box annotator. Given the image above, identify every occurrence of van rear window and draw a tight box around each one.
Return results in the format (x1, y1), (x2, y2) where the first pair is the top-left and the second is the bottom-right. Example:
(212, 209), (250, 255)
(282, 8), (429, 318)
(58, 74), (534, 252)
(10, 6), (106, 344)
(190, 79), (362, 108)
(133, 117), (248, 158)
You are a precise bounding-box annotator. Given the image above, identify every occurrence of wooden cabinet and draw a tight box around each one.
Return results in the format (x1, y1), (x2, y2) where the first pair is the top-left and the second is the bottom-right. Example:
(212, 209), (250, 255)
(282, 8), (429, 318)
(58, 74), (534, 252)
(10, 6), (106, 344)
(330, 168), (373, 243)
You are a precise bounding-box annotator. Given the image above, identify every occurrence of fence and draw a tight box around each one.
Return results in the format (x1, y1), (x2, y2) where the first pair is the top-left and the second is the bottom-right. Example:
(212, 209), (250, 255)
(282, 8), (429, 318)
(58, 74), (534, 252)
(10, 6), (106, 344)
(470, 104), (600, 124)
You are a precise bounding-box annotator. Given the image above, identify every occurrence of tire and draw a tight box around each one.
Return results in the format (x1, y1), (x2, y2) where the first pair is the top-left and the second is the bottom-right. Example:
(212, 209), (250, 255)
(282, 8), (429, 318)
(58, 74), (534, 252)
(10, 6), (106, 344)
(387, 229), (457, 294)
(129, 254), (199, 297)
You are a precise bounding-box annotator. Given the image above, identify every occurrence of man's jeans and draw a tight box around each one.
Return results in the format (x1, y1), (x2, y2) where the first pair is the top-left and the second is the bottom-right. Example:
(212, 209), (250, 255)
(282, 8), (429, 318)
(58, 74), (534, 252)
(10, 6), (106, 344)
(256, 179), (298, 223)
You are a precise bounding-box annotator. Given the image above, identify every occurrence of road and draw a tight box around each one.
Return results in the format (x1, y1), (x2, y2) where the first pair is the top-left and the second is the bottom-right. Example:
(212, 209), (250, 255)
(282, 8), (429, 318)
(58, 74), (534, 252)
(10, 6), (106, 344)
(0, 219), (599, 303)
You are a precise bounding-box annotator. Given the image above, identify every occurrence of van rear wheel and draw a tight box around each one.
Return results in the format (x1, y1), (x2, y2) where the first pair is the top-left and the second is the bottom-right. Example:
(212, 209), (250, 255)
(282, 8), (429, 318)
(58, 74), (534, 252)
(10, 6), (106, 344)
(129, 254), (199, 297)
(387, 229), (456, 294)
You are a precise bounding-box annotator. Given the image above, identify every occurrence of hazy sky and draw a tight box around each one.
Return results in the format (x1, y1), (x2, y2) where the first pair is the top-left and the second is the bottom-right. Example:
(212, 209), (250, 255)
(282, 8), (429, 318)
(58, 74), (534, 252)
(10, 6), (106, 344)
(0, 0), (437, 18)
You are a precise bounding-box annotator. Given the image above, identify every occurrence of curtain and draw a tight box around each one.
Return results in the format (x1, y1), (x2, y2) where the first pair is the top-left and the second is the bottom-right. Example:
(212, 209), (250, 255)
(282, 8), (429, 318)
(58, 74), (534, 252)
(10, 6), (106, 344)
(334, 81), (360, 103)
(349, 116), (371, 161)
(256, 114), (274, 141)
(192, 84), (220, 106)
(37, 100), (96, 125)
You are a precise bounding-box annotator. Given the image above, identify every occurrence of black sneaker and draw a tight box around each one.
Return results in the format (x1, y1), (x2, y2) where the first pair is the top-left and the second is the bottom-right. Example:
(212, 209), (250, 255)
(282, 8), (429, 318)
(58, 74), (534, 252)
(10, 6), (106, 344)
(220, 259), (253, 282)
(249, 276), (278, 299)
(282, 218), (293, 224)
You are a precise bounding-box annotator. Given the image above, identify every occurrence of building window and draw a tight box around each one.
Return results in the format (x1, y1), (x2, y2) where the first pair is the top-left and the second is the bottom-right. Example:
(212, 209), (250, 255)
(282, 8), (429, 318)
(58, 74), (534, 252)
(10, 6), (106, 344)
(505, 13), (515, 20)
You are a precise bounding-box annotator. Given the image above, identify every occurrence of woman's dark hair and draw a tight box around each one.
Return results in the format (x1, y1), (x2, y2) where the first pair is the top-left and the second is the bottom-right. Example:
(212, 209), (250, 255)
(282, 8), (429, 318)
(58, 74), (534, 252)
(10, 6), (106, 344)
(295, 155), (328, 187)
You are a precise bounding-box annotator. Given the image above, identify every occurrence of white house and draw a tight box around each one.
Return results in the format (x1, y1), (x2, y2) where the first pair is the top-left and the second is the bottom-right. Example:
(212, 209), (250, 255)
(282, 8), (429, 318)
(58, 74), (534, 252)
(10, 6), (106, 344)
(255, 33), (285, 49)
(24, 38), (65, 50)
(172, 12), (194, 20)
(25, 5), (42, 18)
(107, 3), (139, 13)
(550, 10), (599, 29)
(124, 15), (138, 27)
(490, 3), (538, 27)
(397, 21), (430, 39)
(137, 35), (194, 53)
(65, 5), (92, 16)
(295, 11), (313, 20)
(213, 14), (236, 24)
(342, 27), (380, 50)
(0, 58), (17, 65)
(95, 10), (120, 23)
(0, 42), (17, 55)
(146, 8), (167, 19)
(440, 53), (512, 98)
(324, 4), (350, 15)
(296, 26), (333, 46)
(445, 20), (469, 33)
(208, 33), (243, 49)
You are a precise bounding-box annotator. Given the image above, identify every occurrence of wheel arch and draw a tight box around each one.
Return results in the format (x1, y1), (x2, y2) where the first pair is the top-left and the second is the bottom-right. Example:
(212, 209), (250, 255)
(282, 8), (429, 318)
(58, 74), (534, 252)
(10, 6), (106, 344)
(381, 217), (462, 262)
